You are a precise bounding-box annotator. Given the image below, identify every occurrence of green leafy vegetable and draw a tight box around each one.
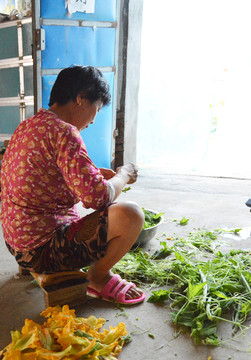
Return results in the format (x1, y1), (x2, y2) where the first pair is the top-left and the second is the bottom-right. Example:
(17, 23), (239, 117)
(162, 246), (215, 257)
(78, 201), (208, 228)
(215, 228), (242, 235)
(152, 241), (172, 259)
(179, 217), (189, 226)
(112, 228), (251, 346)
(142, 208), (164, 230)
(122, 186), (131, 193)
(147, 289), (172, 303)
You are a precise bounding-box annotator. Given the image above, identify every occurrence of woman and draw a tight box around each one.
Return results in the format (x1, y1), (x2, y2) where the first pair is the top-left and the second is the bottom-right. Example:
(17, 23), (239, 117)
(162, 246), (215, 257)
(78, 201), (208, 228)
(0, 66), (145, 305)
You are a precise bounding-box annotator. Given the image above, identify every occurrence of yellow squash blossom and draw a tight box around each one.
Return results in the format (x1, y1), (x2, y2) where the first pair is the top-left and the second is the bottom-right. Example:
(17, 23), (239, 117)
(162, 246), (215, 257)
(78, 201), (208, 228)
(0, 305), (128, 360)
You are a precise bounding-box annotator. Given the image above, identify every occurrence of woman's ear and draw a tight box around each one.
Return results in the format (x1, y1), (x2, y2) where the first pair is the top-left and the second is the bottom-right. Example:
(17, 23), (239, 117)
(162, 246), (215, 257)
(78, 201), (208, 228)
(76, 95), (82, 106)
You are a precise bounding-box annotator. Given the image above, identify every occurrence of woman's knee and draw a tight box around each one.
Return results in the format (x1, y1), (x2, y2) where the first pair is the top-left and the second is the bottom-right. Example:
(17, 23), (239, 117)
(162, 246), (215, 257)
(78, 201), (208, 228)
(117, 201), (144, 223)
(108, 201), (144, 230)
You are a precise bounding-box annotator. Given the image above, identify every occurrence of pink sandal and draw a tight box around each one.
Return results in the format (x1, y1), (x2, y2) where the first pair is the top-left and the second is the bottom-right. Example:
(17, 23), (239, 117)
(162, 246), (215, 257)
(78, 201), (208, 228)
(86, 274), (146, 305)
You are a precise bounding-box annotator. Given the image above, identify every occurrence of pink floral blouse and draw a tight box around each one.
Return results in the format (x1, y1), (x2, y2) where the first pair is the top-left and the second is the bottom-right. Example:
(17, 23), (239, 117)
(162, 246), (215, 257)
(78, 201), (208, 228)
(0, 108), (110, 251)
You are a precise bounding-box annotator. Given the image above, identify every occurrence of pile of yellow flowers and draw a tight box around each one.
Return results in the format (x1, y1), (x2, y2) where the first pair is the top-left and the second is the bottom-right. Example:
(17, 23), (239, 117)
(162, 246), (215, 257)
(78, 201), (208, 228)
(0, 305), (128, 359)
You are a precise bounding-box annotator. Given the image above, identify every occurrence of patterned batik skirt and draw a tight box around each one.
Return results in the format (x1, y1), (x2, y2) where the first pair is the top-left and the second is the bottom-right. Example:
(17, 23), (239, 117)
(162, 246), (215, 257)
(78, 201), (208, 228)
(6, 206), (109, 274)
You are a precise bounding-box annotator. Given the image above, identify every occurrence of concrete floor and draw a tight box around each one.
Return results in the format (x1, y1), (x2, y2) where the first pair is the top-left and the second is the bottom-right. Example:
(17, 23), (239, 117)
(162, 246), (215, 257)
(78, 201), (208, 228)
(1, 172), (251, 359)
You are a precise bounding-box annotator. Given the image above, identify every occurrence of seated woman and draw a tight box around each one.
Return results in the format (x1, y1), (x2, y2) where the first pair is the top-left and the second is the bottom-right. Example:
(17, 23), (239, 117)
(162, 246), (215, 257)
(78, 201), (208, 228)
(0, 65), (145, 305)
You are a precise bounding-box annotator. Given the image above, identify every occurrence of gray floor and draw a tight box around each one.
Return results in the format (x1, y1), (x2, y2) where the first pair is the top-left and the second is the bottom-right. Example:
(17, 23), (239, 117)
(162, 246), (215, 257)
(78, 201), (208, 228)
(1, 173), (251, 359)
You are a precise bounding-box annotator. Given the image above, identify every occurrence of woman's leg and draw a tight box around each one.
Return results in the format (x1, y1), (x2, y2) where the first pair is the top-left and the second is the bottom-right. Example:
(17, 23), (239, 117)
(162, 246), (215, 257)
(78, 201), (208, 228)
(87, 201), (144, 300)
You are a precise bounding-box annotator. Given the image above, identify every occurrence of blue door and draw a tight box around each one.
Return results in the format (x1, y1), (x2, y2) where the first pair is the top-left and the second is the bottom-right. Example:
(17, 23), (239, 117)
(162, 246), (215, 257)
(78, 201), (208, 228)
(34, 0), (119, 168)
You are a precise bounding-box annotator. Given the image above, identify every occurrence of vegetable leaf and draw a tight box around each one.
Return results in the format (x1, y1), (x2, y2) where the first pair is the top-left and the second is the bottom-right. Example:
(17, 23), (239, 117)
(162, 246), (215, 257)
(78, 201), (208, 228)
(179, 217), (189, 226)
(147, 289), (172, 303)
(187, 282), (207, 300)
(122, 186), (131, 193)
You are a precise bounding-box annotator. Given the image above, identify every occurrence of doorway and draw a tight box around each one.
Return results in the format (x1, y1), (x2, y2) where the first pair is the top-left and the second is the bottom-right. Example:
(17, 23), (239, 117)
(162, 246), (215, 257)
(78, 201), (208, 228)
(137, 0), (251, 178)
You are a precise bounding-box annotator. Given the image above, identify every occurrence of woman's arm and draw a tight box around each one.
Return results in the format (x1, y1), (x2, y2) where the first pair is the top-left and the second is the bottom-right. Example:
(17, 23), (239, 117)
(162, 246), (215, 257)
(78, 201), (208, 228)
(99, 168), (116, 180)
(107, 163), (138, 200)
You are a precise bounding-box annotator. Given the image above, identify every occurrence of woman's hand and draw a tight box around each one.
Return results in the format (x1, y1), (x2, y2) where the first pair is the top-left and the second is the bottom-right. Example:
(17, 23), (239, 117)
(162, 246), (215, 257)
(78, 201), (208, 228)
(107, 163), (138, 200)
(116, 163), (138, 184)
(99, 167), (116, 180)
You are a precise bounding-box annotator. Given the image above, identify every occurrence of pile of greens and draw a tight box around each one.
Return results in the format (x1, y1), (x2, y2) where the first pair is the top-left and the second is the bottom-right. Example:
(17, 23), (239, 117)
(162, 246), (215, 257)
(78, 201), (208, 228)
(112, 229), (251, 346)
(142, 208), (164, 230)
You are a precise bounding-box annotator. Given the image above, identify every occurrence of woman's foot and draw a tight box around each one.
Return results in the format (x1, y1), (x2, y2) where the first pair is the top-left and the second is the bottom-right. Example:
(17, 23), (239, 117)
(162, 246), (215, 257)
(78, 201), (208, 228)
(87, 272), (145, 304)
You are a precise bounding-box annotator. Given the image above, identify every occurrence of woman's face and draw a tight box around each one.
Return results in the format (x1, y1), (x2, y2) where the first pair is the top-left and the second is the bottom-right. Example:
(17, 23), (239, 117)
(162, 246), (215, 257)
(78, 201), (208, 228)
(77, 98), (103, 131)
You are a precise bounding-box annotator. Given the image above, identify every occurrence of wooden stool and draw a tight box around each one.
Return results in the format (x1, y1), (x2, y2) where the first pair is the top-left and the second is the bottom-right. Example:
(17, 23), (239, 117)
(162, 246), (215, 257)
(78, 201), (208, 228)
(18, 266), (31, 275)
(18, 266), (88, 308)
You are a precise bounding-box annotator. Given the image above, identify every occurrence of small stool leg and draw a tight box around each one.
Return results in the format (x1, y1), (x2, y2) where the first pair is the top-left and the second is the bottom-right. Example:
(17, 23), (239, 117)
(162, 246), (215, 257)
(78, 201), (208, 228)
(19, 266), (30, 275)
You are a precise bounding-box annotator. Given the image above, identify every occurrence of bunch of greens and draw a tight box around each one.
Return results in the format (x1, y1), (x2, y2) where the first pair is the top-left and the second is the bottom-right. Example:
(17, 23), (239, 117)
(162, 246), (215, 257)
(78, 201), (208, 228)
(142, 208), (164, 230)
(112, 229), (251, 346)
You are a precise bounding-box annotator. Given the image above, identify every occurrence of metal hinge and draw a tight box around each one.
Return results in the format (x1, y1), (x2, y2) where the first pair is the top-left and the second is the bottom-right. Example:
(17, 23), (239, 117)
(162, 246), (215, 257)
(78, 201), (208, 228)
(35, 29), (45, 51)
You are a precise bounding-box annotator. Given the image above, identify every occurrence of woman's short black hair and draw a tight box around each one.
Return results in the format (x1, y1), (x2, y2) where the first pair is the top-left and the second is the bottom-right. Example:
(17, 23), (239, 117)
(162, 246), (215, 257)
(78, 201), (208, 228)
(48, 65), (111, 107)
